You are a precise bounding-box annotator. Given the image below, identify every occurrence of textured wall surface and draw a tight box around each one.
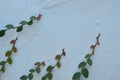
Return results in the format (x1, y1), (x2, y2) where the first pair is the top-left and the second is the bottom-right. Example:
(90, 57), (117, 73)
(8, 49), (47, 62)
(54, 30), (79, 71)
(0, 0), (120, 80)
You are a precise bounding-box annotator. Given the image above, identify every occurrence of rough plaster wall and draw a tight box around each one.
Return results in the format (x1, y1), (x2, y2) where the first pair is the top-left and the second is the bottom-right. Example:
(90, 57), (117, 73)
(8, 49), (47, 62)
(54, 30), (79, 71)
(0, 0), (120, 80)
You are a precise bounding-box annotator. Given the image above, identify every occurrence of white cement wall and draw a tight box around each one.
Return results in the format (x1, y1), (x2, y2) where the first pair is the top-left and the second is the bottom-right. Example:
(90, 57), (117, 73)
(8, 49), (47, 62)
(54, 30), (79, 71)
(0, 0), (120, 80)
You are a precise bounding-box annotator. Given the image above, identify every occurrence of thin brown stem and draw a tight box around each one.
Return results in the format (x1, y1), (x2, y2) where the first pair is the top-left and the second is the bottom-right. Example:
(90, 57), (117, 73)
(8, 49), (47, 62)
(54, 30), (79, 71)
(90, 34), (100, 55)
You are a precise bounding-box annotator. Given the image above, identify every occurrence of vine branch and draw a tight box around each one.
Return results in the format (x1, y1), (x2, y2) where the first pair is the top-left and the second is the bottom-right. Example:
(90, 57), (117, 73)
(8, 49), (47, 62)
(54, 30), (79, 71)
(90, 33), (100, 55)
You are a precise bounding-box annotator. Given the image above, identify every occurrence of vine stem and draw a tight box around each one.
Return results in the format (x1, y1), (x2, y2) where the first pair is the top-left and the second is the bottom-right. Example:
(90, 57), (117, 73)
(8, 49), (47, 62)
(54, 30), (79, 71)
(90, 33), (101, 55)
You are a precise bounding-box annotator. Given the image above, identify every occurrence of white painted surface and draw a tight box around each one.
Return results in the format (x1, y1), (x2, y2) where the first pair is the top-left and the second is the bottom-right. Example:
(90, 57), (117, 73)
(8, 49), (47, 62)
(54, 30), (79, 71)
(0, 0), (120, 80)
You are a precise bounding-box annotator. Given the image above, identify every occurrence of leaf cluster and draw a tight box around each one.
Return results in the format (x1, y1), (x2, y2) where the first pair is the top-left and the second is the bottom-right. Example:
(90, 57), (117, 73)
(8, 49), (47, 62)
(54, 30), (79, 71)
(0, 38), (18, 73)
(72, 34), (100, 80)
(20, 61), (45, 80)
(0, 14), (42, 37)
(42, 49), (66, 80)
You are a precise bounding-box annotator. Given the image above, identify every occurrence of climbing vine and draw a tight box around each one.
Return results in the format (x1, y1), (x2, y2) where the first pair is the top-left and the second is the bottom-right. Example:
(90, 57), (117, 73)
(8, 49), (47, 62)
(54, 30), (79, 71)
(0, 37), (18, 74)
(41, 49), (66, 80)
(20, 61), (46, 80)
(72, 34), (100, 80)
(0, 14), (42, 37)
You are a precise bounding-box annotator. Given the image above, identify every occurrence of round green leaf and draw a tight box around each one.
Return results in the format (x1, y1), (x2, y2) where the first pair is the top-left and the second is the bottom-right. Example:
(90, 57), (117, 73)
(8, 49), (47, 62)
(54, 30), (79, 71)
(27, 20), (33, 25)
(34, 62), (40, 66)
(20, 21), (27, 25)
(55, 55), (61, 60)
(0, 61), (6, 65)
(85, 54), (91, 58)
(5, 51), (12, 57)
(7, 57), (13, 65)
(16, 26), (23, 32)
(30, 16), (37, 20)
(78, 61), (86, 68)
(81, 68), (89, 78)
(0, 30), (5, 37)
(72, 72), (81, 80)
(42, 76), (47, 80)
(46, 65), (53, 72)
(12, 46), (17, 53)
(46, 73), (53, 80)
(36, 67), (41, 73)
(28, 73), (33, 80)
(56, 62), (61, 68)
(87, 58), (92, 66)
(20, 75), (27, 80)
(1, 66), (5, 73)
(29, 68), (35, 73)
(5, 24), (14, 29)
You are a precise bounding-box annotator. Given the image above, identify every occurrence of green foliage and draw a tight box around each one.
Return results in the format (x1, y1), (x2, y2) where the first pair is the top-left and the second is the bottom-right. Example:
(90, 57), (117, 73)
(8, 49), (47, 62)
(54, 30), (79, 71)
(46, 65), (53, 73)
(20, 75), (27, 80)
(56, 62), (61, 68)
(46, 72), (53, 80)
(27, 20), (33, 25)
(0, 14), (40, 37)
(16, 26), (23, 32)
(85, 54), (91, 58)
(28, 73), (33, 80)
(55, 55), (61, 60)
(0, 30), (5, 37)
(7, 57), (13, 65)
(29, 69), (35, 73)
(20, 61), (45, 80)
(5, 51), (12, 57)
(20, 21), (27, 26)
(30, 16), (37, 20)
(5, 24), (14, 29)
(36, 67), (41, 73)
(72, 34), (100, 80)
(72, 72), (81, 80)
(81, 68), (89, 78)
(87, 58), (92, 66)
(0, 38), (17, 74)
(78, 61), (86, 68)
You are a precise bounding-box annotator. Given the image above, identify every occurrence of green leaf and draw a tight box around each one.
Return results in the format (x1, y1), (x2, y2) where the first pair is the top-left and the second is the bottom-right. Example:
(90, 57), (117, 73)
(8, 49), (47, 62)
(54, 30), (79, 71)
(81, 68), (89, 78)
(29, 68), (35, 73)
(12, 46), (17, 53)
(20, 75), (27, 80)
(46, 65), (53, 73)
(0, 30), (5, 37)
(16, 26), (23, 32)
(78, 62), (86, 68)
(7, 57), (13, 65)
(42, 76), (47, 80)
(34, 62), (40, 66)
(28, 73), (33, 80)
(46, 73), (53, 80)
(5, 51), (12, 57)
(85, 54), (91, 58)
(36, 67), (41, 73)
(56, 62), (61, 68)
(0, 61), (6, 65)
(87, 58), (92, 66)
(41, 61), (46, 66)
(30, 16), (37, 20)
(20, 21), (27, 25)
(1, 66), (5, 73)
(27, 20), (33, 25)
(5, 24), (14, 29)
(72, 72), (81, 80)
(55, 55), (61, 60)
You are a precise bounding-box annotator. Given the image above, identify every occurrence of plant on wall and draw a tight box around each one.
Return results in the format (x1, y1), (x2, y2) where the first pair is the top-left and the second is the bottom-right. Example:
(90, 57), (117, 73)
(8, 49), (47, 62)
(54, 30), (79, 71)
(72, 34), (100, 80)
(20, 61), (45, 80)
(41, 48), (66, 80)
(0, 14), (42, 37)
(0, 37), (18, 74)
